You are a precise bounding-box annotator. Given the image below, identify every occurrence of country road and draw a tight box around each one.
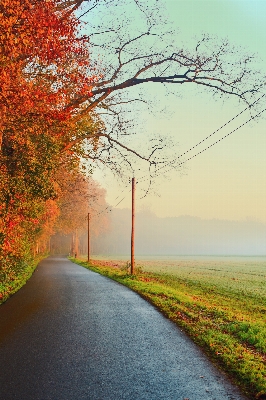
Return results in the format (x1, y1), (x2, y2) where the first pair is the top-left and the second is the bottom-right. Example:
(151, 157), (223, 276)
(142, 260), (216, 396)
(0, 256), (247, 400)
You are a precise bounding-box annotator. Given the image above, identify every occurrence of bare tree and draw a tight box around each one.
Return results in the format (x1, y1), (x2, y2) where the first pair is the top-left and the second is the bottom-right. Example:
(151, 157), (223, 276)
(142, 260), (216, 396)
(63, 0), (263, 181)
(70, 0), (261, 104)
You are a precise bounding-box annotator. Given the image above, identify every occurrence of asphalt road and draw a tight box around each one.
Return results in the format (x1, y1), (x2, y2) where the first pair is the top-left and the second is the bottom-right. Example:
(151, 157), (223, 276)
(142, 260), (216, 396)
(0, 256), (247, 400)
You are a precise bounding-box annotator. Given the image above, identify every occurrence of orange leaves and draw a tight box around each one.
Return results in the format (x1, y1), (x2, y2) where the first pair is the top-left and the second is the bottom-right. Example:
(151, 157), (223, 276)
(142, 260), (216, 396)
(1, 0), (78, 63)
(0, 0), (103, 269)
(0, 0), (94, 131)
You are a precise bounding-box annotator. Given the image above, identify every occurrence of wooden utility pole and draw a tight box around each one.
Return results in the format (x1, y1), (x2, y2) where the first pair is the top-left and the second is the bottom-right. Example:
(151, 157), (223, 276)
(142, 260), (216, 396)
(74, 229), (78, 258)
(131, 177), (135, 274)
(87, 212), (90, 262)
(71, 232), (74, 256)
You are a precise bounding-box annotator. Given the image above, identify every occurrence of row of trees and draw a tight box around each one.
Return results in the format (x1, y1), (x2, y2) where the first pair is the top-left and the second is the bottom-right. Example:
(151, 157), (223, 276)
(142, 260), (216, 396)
(50, 169), (109, 257)
(0, 0), (261, 281)
(0, 0), (108, 281)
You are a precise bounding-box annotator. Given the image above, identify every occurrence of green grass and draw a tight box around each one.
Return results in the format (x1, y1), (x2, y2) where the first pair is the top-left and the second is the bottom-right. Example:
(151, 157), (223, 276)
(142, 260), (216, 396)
(71, 257), (266, 400)
(0, 255), (46, 305)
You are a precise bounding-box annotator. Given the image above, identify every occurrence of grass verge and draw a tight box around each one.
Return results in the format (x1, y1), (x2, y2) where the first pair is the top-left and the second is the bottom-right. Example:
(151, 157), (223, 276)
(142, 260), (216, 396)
(71, 257), (266, 400)
(0, 255), (47, 305)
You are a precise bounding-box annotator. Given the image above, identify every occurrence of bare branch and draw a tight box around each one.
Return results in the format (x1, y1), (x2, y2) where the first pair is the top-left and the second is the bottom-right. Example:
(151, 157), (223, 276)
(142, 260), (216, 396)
(60, 1), (263, 183)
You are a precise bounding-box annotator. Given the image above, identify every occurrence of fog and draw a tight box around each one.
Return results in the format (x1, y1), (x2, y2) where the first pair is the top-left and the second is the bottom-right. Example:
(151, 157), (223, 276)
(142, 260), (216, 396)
(92, 209), (266, 256)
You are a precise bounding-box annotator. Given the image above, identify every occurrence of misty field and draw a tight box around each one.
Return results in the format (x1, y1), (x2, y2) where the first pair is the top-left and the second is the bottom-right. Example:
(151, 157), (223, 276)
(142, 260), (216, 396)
(77, 255), (266, 399)
(138, 257), (266, 296)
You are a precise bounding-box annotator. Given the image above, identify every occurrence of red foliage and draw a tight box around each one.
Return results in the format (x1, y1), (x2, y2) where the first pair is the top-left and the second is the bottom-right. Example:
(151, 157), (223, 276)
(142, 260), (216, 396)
(0, 0), (99, 266)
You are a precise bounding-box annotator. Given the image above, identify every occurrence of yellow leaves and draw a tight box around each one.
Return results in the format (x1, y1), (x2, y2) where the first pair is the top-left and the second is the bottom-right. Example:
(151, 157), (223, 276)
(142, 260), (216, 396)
(0, 0), (102, 267)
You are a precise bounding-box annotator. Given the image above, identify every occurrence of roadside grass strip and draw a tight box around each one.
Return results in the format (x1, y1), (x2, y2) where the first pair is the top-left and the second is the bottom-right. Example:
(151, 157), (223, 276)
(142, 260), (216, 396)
(0, 255), (46, 304)
(71, 258), (266, 400)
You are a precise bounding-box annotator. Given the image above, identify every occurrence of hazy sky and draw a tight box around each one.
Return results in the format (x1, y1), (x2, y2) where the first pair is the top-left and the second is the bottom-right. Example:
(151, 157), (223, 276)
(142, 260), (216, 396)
(93, 0), (266, 222)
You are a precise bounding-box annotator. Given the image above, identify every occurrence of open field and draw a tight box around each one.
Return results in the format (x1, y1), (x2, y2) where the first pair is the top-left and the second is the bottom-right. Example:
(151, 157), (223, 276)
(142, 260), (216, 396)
(73, 256), (266, 399)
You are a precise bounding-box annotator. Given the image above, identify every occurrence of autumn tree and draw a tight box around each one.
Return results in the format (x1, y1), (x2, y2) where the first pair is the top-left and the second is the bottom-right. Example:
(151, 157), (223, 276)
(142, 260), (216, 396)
(51, 168), (109, 256)
(0, 0), (100, 275)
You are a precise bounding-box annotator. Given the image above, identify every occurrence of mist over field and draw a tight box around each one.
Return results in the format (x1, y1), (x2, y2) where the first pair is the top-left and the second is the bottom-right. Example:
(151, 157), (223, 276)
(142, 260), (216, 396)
(92, 208), (266, 256)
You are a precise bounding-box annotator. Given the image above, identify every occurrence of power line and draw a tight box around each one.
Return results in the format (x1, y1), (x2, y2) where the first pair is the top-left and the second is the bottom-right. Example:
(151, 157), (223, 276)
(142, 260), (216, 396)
(93, 94), (266, 213)
(139, 105), (266, 183)
(94, 184), (132, 216)
(113, 196), (127, 208)
(173, 94), (265, 162)
(88, 190), (126, 216)
(137, 95), (266, 183)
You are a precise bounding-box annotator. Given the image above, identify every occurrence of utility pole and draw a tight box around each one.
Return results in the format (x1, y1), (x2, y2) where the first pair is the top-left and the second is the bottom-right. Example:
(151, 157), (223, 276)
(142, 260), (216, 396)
(88, 212), (90, 262)
(74, 228), (78, 258)
(71, 232), (74, 256)
(131, 177), (135, 274)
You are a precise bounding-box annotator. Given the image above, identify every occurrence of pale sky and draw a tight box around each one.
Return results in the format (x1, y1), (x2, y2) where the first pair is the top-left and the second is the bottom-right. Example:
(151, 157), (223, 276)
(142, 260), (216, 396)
(92, 0), (266, 222)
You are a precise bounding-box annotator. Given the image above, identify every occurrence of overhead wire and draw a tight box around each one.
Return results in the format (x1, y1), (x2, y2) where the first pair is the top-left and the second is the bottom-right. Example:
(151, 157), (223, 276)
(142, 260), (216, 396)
(137, 94), (266, 184)
(94, 184), (132, 216)
(91, 93), (266, 213)
(138, 104), (266, 182)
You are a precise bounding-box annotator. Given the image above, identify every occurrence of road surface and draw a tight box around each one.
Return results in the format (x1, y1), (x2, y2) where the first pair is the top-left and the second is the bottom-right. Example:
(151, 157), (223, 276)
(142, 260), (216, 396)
(0, 256), (247, 400)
